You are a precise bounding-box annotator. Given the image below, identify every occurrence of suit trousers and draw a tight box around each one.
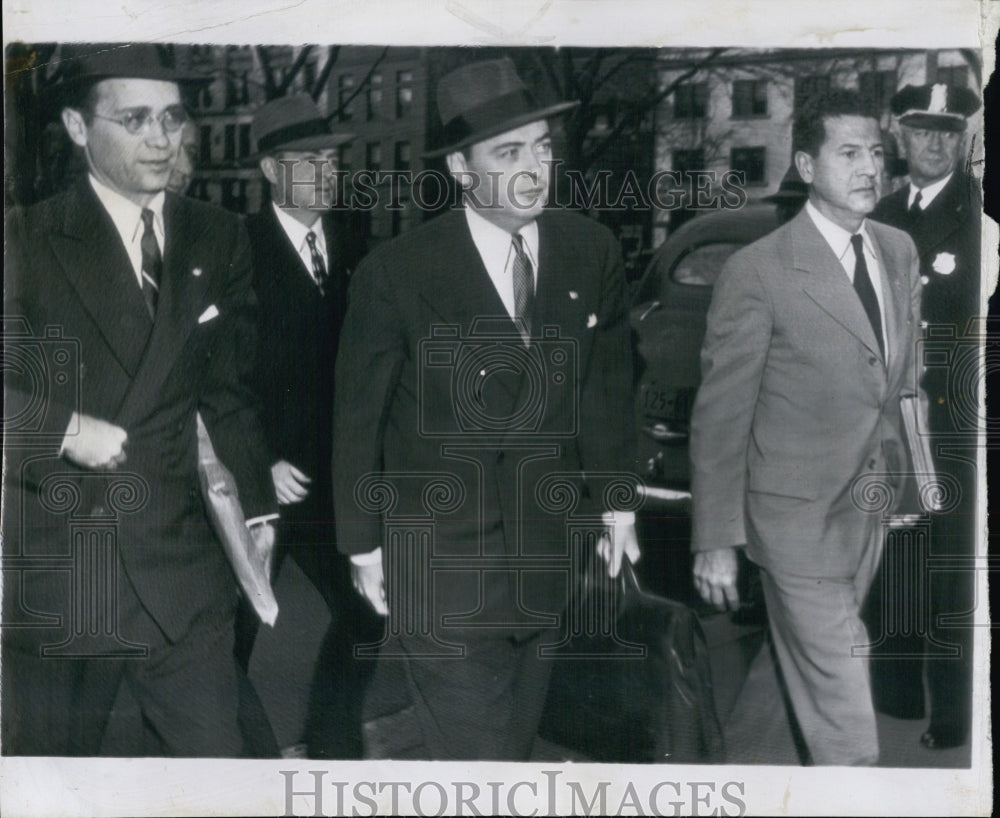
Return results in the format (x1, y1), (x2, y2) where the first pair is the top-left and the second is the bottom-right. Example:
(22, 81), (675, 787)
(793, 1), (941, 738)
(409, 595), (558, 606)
(360, 630), (554, 760)
(758, 533), (883, 766)
(2, 554), (244, 757)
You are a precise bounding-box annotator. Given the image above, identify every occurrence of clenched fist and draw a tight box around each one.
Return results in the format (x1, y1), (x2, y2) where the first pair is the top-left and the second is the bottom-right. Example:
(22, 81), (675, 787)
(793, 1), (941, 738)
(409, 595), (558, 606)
(61, 412), (128, 470)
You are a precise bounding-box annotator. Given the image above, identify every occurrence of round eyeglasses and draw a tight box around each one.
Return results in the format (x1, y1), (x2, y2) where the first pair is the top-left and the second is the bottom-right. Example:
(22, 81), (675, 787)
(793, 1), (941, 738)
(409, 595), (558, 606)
(92, 106), (189, 135)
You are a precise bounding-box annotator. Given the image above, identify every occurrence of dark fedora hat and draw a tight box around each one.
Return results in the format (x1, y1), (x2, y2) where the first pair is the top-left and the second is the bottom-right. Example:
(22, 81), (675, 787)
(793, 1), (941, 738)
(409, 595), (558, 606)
(891, 82), (980, 132)
(250, 94), (353, 157)
(57, 42), (211, 87)
(424, 57), (578, 158)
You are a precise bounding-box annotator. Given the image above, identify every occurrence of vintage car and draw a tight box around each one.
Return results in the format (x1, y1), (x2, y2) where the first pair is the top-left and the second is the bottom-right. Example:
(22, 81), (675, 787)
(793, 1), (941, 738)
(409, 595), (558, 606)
(631, 202), (782, 507)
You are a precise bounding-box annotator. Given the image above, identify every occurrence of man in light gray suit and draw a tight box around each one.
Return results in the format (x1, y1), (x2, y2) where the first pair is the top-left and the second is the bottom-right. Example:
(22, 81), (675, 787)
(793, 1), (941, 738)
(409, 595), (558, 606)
(689, 90), (923, 765)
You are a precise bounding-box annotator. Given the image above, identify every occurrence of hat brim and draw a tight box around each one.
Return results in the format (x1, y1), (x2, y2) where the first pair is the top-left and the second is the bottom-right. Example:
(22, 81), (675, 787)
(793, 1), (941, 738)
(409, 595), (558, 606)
(244, 132), (355, 164)
(898, 112), (967, 132)
(422, 100), (579, 159)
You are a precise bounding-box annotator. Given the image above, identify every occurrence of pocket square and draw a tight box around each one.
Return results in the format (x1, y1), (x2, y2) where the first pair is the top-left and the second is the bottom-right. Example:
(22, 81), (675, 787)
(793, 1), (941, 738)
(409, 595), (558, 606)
(198, 304), (220, 324)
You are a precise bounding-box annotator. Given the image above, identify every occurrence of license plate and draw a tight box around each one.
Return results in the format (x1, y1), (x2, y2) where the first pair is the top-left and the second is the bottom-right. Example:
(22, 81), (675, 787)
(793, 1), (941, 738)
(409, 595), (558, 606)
(640, 383), (695, 425)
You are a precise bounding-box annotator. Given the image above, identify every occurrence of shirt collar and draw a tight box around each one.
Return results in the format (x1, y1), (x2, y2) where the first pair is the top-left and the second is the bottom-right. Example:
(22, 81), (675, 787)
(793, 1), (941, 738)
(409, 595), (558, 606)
(272, 201), (325, 253)
(463, 206), (539, 270)
(908, 172), (952, 210)
(89, 173), (165, 244)
(805, 200), (874, 262)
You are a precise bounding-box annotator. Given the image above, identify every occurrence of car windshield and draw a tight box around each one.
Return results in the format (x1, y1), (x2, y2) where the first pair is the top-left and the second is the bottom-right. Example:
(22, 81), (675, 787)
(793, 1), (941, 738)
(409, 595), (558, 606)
(668, 242), (745, 289)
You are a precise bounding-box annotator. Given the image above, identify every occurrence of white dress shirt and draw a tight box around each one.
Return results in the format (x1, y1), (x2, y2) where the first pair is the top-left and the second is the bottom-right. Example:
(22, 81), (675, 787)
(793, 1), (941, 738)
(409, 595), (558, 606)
(89, 174), (165, 288)
(462, 206), (539, 319)
(907, 172), (952, 211)
(272, 202), (328, 285)
(805, 201), (889, 360)
(89, 176), (278, 530)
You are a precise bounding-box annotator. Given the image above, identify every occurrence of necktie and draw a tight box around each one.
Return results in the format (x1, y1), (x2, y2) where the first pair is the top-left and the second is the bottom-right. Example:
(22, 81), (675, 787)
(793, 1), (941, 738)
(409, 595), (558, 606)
(511, 233), (534, 343)
(305, 231), (329, 296)
(139, 208), (161, 318)
(850, 233), (883, 358)
(909, 189), (923, 215)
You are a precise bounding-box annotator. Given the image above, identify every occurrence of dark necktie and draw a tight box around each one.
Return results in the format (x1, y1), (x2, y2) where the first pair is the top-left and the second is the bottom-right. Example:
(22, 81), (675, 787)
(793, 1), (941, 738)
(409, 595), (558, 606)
(140, 208), (161, 318)
(909, 189), (923, 215)
(850, 233), (883, 357)
(305, 230), (329, 296)
(511, 233), (534, 344)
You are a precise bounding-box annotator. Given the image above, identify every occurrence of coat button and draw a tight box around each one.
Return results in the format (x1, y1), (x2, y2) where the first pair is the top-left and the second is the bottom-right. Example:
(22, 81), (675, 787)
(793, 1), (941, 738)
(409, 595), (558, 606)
(868, 356), (878, 366)
(496, 452), (505, 464)
(91, 505), (107, 516)
(867, 459), (876, 470)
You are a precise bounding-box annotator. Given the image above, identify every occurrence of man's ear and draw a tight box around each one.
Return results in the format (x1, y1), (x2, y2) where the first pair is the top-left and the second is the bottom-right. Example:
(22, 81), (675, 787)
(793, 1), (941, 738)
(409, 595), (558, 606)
(259, 156), (279, 186)
(794, 150), (814, 185)
(61, 108), (88, 148)
(445, 150), (469, 187)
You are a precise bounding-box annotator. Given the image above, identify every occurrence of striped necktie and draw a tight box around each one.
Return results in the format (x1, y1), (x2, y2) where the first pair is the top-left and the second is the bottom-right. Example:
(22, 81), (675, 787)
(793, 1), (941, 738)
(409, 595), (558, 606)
(140, 208), (161, 318)
(511, 233), (534, 344)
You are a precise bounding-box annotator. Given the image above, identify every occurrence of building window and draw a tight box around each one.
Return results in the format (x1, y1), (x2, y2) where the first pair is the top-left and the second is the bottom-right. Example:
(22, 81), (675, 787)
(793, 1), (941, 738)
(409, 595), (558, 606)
(396, 70), (414, 119)
(858, 70), (897, 112)
(366, 142), (382, 172)
(224, 124), (236, 162)
(338, 144), (352, 174)
(794, 74), (831, 109)
(673, 82), (708, 119)
(730, 147), (767, 185)
(238, 123), (252, 158)
(338, 74), (356, 122)
(935, 65), (969, 88)
(221, 179), (248, 213)
(394, 141), (411, 171)
(732, 79), (768, 117)
(199, 125), (213, 164)
(367, 72), (383, 121)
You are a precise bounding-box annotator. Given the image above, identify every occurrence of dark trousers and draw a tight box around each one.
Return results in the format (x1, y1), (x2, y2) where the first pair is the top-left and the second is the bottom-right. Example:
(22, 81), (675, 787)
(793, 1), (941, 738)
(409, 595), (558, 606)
(865, 454), (975, 739)
(234, 519), (382, 757)
(360, 630), (554, 760)
(2, 564), (245, 757)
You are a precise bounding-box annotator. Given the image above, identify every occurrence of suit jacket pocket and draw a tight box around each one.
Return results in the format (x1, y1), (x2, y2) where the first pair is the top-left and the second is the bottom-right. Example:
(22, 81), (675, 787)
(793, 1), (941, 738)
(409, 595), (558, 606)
(747, 462), (819, 501)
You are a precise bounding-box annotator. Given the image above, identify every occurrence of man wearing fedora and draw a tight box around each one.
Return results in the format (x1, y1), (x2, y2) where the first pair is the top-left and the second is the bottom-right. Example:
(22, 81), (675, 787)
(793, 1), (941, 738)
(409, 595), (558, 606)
(3, 44), (277, 756)
(866, 82), (982, 750)
(332, 57), (639, 760)
(235, 95), (375, 757)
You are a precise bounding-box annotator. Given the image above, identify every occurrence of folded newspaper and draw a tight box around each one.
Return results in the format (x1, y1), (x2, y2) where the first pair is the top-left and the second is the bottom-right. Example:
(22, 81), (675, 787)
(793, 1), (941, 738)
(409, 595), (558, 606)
(196, 413), (279, 626)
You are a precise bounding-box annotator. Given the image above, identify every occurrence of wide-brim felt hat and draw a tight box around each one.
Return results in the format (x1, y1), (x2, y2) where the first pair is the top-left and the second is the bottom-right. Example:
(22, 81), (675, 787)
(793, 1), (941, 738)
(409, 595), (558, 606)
(423, 57), (578, 158)
(249, 93), (354, 160)
(56, 43), (212, 87)
(891, 82), (980, 132)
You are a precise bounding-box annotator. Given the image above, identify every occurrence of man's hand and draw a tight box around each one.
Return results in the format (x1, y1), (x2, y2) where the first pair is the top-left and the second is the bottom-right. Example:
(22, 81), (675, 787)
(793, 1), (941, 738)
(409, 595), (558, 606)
(271, 460), (311, 505)
(61, 412), (128, 470)
(693, 547), (741, 610)
(351, 561), (388, 616)
(248, 522), (276, 582)
(596, 520), (641, 578)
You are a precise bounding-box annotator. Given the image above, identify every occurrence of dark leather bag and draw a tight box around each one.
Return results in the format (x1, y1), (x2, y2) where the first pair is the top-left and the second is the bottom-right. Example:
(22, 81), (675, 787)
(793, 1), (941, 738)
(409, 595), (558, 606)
(538, 560), (725, 763)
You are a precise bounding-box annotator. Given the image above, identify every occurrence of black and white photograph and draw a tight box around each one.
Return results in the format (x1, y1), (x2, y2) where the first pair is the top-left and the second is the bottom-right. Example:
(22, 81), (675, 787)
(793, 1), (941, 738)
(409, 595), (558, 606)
(1, 1), (995, 815)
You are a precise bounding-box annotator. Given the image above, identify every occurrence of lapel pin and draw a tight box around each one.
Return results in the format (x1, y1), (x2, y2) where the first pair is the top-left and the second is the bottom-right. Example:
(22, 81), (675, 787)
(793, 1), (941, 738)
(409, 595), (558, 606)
(192, 267), (202, 277)
(568, 290), (579, 300)
(587, 313), (598, 328)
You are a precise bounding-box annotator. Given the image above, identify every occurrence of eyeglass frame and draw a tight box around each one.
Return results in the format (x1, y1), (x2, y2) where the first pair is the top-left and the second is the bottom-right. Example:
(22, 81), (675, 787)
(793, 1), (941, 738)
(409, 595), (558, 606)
(90, 106), (189, 136)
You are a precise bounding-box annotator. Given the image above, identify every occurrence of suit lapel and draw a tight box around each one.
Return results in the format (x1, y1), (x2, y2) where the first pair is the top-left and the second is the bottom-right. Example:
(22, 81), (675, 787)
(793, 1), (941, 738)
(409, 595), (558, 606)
(417, 211), (514, 331)
(116, 193), (207, 425)
(49, 181), (153, 377)
(793, 210), (884, 362)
